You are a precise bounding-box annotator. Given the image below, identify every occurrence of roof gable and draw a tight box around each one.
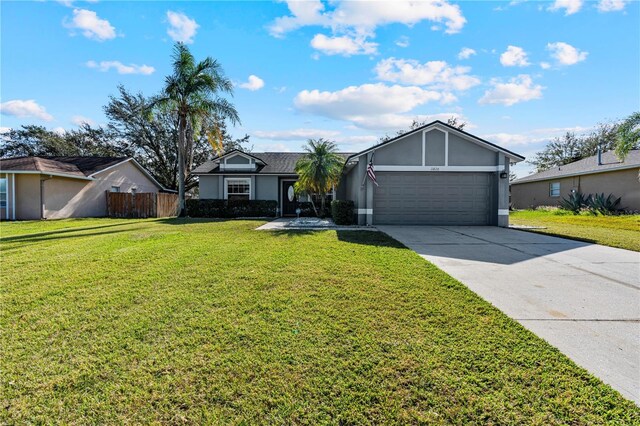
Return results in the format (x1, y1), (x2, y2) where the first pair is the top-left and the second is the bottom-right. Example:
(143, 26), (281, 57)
(347, 120), (525, 163)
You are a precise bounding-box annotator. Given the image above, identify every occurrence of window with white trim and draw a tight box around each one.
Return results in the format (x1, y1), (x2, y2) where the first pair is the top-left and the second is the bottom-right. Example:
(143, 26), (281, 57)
(110, 186), (120, 193)
(549, 182), (560, 197)
(0, 177), (6, 209)
(226, 178), (250, 201)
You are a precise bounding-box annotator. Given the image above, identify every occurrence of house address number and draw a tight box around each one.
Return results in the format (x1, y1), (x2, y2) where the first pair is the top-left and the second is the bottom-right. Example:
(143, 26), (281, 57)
(430, 167), (440, 171)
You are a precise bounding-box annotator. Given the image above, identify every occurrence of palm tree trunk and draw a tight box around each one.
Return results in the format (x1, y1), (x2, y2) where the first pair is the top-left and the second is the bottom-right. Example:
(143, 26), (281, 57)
(320, 193), (326, 218)
(177, 116), (187, 217)
(309, 197), (319, 217)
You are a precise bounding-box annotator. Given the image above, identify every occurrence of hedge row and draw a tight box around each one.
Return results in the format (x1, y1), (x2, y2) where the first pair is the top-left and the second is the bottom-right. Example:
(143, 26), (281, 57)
(187, 199), (355, 222)
(186, 199), (278, 218)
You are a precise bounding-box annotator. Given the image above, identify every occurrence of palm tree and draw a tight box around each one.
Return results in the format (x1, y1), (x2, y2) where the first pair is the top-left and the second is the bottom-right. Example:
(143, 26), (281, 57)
(294, 139), (344, 217)
(615, 111), (640, 161)
(154, 42), (240, 216)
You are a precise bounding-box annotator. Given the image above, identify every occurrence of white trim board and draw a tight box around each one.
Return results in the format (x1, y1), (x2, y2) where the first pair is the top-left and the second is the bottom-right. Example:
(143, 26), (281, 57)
(357, 209), (373, 215)
(0, 170), (94, 181)
(374, 165), (505, 172)
(498, 209), (509, 216)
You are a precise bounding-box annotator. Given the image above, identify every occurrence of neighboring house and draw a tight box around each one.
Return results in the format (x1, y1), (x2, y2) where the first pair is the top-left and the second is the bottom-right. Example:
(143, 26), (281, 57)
(0, 156), (169, 220)
(511, 149), (640, 211)
(194, 120), (525, 226)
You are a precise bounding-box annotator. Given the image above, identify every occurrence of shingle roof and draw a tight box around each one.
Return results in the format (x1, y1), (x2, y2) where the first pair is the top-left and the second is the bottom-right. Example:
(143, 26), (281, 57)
(512, 149), (640, 184)
(0, 156), (129, 177)
(193, 152), (354, 175)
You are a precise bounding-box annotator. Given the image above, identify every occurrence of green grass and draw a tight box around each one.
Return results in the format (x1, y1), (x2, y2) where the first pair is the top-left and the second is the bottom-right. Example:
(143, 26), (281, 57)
(510, 209), (640, 251)
(1, 219), (638, 424)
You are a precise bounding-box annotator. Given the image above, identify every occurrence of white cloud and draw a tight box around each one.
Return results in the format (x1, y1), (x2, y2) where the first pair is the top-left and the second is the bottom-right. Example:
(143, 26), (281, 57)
(253, 128), (340, 140)
(52, 127), (67, 135)
(239, 75), (265, 91)
(294, 83), (460, 130)
(547, 42), (588, 65)
(71, 115), (95, 126)
(480, 133), (547, 147)
(335, 135), (379, 145)
(548, 0), (583, 15)
(0, 99), (54, 121)
(295, 83), (450, 122)
(395, 36), (410, 48)
(479, 75), (543, 106)
(457, 47), (476, 60)
(166, 11), (199, 44)
(348, 112), (469, 131)
(269, 0), (466, 37)
(0, 127), (11, 134)
(86, 60), (155, 75)
(64, 8), (116, 41)
(540, 62), (551, 69)
(499, 45), (530, 67)
(310, 33), (378, 56)
(374, 58), (480, 91)
(597, 0), (628, 12)
(253, 142), (293, 152)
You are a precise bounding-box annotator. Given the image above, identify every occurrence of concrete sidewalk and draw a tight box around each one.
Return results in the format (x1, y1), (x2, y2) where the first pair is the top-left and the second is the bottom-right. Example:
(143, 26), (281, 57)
(378, 225), (640, 404)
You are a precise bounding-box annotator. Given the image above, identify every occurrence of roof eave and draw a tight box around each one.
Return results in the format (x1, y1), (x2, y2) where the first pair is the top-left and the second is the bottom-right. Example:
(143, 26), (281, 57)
(511, 163), (640, 184)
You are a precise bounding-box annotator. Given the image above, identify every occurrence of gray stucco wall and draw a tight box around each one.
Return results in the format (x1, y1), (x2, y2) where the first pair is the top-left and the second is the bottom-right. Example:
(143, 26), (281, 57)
(425, 129), (446, 166)
(226, 155), (250, 164)
(199, 174), (282, 201)
(511, 168), (640, 211)
(256, 175), (279, 201)
(199, 175), (220, 199)
(448, 134), (497, 166)
(374, 132), (422, 165)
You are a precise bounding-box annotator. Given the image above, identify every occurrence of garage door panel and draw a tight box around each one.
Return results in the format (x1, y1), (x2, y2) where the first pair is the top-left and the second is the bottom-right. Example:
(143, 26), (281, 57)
(373, 172), (494, 225)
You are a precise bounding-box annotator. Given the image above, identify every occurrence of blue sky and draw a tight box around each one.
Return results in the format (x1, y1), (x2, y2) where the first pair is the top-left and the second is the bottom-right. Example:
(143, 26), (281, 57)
(1, 0), (638, 176)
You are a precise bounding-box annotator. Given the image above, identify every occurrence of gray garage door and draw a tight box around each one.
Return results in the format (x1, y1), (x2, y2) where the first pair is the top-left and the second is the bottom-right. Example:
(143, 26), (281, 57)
(373, 172), (494, 225)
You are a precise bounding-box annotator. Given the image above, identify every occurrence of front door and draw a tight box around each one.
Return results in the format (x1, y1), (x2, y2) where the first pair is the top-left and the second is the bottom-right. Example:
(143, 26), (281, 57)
(281, 180), (297, 216)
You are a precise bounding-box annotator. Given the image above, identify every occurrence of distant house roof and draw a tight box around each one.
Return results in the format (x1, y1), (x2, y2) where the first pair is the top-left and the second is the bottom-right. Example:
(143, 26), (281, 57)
(0, 156), (171, 191)
(512, 149), (640, 184)
(193, 151), (354, 175)
(0, 156), (128, 179)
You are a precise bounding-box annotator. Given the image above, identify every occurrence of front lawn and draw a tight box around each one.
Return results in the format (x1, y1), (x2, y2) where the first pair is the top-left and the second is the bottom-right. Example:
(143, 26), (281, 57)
(510, 209), (640, 251)
(1, 219), (638, 424)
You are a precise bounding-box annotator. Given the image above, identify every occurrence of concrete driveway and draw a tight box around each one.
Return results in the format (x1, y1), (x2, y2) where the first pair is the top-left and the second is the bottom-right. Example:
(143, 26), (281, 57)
(378, 225), (640, 404)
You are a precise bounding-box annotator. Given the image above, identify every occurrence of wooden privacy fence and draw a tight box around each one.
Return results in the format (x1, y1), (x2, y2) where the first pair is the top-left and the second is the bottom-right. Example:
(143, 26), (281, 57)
(106, 192), (179, 218)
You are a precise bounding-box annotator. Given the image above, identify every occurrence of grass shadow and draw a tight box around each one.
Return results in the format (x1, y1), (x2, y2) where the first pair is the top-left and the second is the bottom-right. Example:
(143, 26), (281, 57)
(0, 229), (133, 250)
(337, 230), (408, 248)
(0, 221), (146, 243)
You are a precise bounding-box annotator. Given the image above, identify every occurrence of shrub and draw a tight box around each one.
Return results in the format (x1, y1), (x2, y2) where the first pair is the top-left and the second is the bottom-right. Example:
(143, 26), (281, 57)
(331, 200), (355, 225)
(559, 191), (591, 214)
(187, 199), (278, 218)
(587, 193), (622, 215)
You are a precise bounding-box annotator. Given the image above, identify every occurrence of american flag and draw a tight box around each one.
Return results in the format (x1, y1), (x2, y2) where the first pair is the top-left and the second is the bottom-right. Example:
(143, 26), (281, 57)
(367, 158), (378, 186)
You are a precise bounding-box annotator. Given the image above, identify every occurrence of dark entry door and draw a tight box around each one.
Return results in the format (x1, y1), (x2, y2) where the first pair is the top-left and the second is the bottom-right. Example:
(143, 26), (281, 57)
(281, 180), (297, 216)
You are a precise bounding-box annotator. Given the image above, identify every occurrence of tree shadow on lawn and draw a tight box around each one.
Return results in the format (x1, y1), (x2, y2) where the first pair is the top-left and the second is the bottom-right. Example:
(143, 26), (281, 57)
(155, 217), (265, 225)
(337, 230), (408, 248)
(0, 229), (135, 250)
(0, 220), (148, 244)
(270, 228), (408, 249)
